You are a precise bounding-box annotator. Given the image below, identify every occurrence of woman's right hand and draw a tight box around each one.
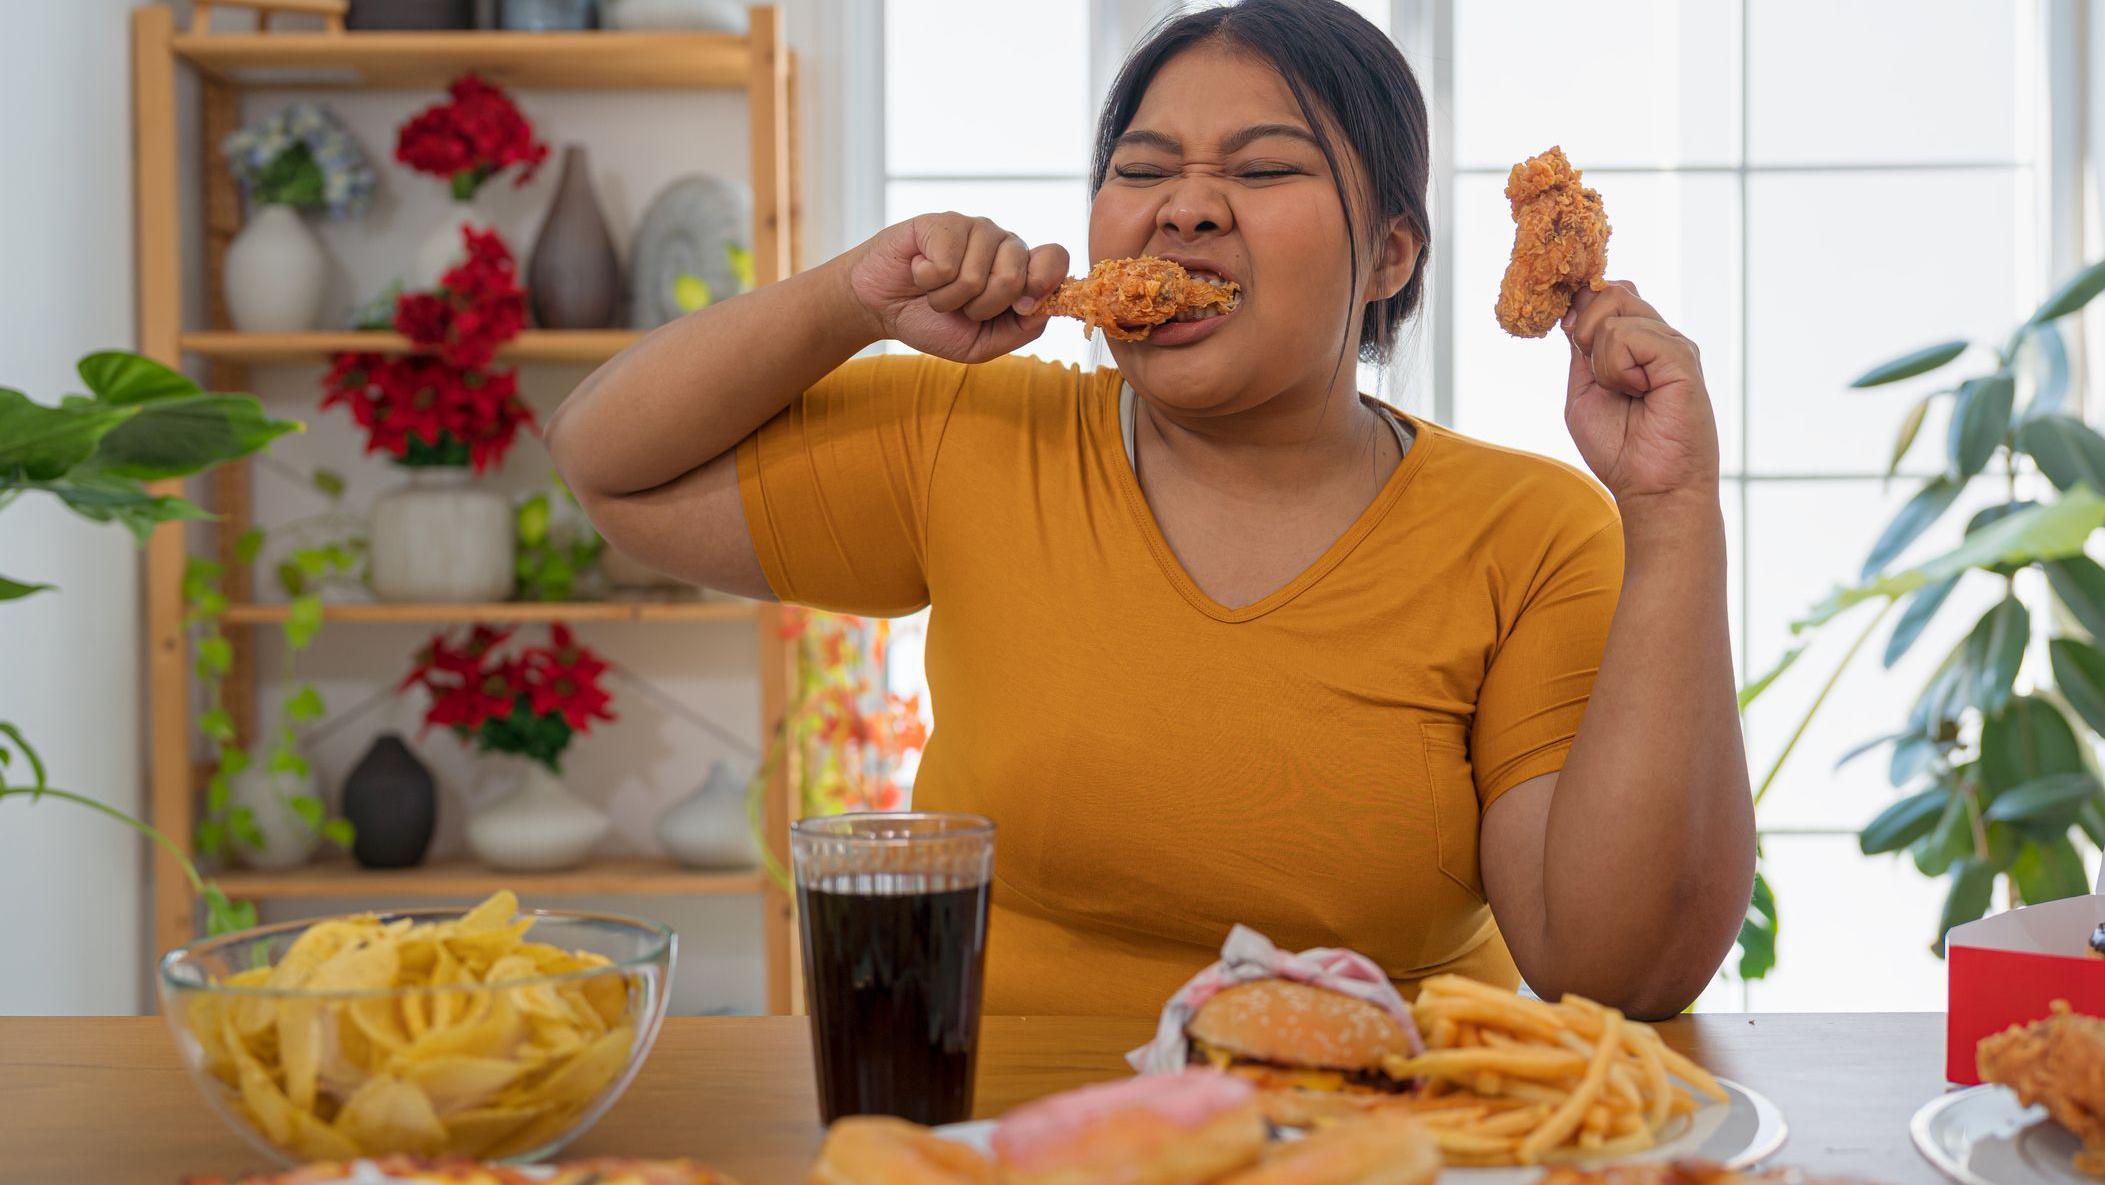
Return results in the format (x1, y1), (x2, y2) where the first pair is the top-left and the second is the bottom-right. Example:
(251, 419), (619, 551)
(842, 213), (1070, 364)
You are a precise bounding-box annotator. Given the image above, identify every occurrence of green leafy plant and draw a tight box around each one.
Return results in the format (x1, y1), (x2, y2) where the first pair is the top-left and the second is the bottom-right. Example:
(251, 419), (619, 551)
(514, 480), (603, 602)
(0, 351), (300, 936)
(1740, 259), (2105, 970)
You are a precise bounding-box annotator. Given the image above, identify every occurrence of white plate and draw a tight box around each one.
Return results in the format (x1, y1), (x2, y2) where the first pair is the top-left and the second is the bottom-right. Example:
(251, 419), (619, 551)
(1913, 1084), (2094, 1185)
(936, 1078), (1786, 1184)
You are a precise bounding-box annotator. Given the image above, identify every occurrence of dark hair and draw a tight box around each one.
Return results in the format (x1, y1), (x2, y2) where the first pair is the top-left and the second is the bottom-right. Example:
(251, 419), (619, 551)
(1090, 0), (1430, 366)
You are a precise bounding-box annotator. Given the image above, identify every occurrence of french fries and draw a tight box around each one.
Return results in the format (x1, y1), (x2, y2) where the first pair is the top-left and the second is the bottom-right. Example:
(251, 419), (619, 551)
(1382, 975), (1728, 1167)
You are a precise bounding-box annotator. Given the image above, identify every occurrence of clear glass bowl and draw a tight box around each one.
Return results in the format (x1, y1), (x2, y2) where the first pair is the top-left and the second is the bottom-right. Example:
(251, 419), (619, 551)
(157, 905), (674, 1165)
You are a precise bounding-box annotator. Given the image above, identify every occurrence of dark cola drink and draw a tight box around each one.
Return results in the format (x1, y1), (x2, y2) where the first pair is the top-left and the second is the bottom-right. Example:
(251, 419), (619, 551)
(790, 813), (994, 1125)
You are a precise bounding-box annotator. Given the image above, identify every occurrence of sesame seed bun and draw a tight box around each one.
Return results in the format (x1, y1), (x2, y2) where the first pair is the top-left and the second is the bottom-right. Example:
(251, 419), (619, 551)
(1187, 980), (1417, 1073)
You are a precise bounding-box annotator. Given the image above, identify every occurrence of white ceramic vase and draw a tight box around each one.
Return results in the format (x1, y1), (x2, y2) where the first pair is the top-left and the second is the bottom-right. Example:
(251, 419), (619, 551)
(655, 761), (759, 870)
(367, 467), (514, 603)
(225, 204), (328, 332)
(466, 757), (610, 872)
(411, 196), (488, 290)
(228, 764), (321, 871)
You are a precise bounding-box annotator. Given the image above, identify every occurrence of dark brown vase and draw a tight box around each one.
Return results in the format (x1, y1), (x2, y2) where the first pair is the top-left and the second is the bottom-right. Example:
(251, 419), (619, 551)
(528, 144), (622, 329)
(348, 0), (473, 29)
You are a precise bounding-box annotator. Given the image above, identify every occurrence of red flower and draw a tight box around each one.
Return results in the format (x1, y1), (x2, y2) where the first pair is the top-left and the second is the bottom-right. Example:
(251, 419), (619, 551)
(402, 624), (617, 763)
(395, 73), (548, 197)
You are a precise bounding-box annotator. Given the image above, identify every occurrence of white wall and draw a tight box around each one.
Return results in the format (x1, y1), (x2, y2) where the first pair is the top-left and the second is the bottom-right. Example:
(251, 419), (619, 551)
(0, 0), (149, 1013)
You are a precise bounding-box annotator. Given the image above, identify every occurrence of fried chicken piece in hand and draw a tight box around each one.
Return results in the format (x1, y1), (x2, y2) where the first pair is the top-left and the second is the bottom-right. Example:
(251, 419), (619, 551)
(1495, 146), (1611, 338)
(1979, 1001), (2105, 1175)
(1040, 257), (1238, 342)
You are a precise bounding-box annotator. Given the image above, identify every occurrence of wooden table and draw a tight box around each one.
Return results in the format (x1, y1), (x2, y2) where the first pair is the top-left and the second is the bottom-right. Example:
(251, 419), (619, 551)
(2, 1013), (1951, 1182)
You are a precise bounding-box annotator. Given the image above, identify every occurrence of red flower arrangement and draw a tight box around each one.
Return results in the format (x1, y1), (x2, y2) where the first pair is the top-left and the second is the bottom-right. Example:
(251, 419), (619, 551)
(396, 74), (549, 202)
(322, 227), (534, 472)
(401, 623), (616, 772)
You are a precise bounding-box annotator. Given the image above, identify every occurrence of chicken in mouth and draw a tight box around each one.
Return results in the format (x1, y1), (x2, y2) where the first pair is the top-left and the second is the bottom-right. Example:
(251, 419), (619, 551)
(1040, 256), (1240, 341)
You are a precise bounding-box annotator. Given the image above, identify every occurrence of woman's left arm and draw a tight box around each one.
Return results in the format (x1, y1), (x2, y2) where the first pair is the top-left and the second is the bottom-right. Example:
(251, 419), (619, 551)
(1478, 281), (1755, 1020)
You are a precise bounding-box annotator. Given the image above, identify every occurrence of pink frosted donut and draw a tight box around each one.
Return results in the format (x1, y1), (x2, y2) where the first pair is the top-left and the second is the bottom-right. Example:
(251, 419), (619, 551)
(994, 1070), (1267, 1185)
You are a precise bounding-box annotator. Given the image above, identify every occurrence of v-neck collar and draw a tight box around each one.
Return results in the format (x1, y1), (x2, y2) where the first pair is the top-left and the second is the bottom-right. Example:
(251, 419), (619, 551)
(1102, 379), (1436, 624)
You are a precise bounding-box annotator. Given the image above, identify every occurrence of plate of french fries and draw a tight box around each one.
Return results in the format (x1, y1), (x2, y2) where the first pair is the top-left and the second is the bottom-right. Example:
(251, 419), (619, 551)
(1387, 975), (1784, 1178)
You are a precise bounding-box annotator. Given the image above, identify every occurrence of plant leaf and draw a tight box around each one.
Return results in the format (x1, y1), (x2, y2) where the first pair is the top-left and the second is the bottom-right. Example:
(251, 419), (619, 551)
(1915, 790), (1972, 877)
(1803, 487), (2105, 630)
(205, 772), (231, 815)
(287, 795), (323, 829)
(0, 388), (137, 481)
(1948, 374), (2016, 479)
(1862, 787), (1952, 854)
(220, 745), (249, 778)
(1851, 340), (1970, 388)
(2046, 557), (2105, 640)
(1739, 642), (1807, 711)
(322, 817), (355, 848)
(1862, 477), (1964, 582)
(229, 807), (265, 852)
(0, 575), (54, 601)
(1736, 869), (1779, 981)
(195, 818), (227, 860)
(85, 393), (299, 480)
(1937, 859), (1998, 956)
(284, 685), (326, 723)
(2022, 322), (2071, 420)
(1981, 696), (2086, 795)
(234, 528), (264, 566)
(1961, 596), (2029, 715)
(284, 596), (324, 650)
(2017, 415), (2105, 492)
(198, 708), (236, 744)
(2013, 836), (2091, 905)
(2030, 258), (2105, 325)
(2052, 637), (2105, 736)
(76, 351), (200, 405)
(1890, 732), (1943, 787)
(1886, 393), (1936, 481)
(1983, 771), (2102, 829)
(312, 467), (346, 499)
(1885, 575), (1962, 668)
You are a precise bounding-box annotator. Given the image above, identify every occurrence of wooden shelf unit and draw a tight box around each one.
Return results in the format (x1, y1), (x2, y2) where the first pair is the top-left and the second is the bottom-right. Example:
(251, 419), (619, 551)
(182, 329), (642, 363)
(216, 858), (767, 899)
(132, 4), (802, 1013)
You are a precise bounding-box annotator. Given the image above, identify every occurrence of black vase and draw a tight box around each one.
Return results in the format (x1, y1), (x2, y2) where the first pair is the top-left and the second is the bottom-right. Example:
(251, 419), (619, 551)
(341, 733), (438, 869)
(348, 0), (474, 29)
(528, 144), (623, 329)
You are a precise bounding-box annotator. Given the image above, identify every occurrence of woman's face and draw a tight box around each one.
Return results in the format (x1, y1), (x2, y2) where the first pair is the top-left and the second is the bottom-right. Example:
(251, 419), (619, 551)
(1091, 42), (1416, 418)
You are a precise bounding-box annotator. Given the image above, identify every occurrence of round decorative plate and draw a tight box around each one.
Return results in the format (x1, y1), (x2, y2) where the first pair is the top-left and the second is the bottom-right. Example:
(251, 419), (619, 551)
(1913, 1084), (2093, 1185)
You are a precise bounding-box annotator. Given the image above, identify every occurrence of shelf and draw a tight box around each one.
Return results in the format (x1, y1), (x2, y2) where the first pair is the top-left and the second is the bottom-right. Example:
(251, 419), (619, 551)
(220, 600), (762, 625)
(171, 30), (753, 90)
(182, 329), (641, 363)
(215, 857), (768, 899)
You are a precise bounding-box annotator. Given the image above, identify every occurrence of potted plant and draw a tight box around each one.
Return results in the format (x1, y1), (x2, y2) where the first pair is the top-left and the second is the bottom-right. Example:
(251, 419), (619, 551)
(324, 228), (533, 602)
(0, 351), (303, 936)
(219, 102), (375, 332)
(395, 73), (549, 289)
(401, 623), (617, 870)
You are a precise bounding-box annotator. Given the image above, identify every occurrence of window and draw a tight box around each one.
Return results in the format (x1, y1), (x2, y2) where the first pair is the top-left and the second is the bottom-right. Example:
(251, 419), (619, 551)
(870, 0), (2061, 1010)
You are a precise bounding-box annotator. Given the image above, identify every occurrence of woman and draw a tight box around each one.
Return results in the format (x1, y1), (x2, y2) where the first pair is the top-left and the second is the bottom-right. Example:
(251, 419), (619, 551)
(546, 0), (1753, 1020)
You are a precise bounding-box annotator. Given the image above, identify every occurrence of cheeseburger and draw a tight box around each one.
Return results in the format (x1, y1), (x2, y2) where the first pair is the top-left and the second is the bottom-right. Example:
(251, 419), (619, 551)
(1184, 978), (1418, 1125)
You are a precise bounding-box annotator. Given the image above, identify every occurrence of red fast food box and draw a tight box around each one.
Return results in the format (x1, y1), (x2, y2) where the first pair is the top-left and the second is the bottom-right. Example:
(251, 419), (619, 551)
(1946, 889), (2105, 1083)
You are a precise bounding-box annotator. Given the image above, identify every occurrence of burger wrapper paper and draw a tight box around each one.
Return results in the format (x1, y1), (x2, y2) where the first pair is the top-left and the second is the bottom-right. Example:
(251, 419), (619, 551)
(1125, 924), (1423, 1075)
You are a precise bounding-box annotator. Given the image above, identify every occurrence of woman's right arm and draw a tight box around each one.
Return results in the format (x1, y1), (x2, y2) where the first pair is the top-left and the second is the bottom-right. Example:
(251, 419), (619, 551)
(543, 214), (1068, 597)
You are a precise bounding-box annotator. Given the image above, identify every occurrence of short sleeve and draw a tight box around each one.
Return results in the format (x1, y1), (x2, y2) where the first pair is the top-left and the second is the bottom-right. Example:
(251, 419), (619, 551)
(736, 352), (968, 616)
(1471, 513), (1624, 808)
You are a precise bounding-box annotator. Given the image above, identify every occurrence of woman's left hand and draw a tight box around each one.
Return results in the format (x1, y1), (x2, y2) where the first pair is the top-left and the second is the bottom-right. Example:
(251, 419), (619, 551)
(1562, 281), (1721, 504)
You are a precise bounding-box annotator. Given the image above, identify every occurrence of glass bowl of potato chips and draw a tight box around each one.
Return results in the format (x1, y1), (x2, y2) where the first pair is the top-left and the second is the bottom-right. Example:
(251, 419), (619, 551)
(156, 891), (674, 1165)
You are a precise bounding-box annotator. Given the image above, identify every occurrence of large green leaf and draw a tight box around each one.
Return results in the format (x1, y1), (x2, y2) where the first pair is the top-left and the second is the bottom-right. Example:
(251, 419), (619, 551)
(1735, 870), (1779, 981)
(30, 475), (212, 542)
(2045, 557), (2105, 640)
(1914, 781), (1973, 876)
(76, 351), (200, 406)
(1851, 340), (1970, 387)
(2017, 415), (2105, 492)
(1887, 393), (1937, 480)
(0, 575), (54, 601)
(1908, 642), (1971, 738)
(1981, 695), (2086, 796)
(86, 393), (299, 480)
(1983, 771), (2101, 831)
(2021, 322), (2071, 421)
(2030, 258), (2105, 325)
(1861, 477), (1963, 581)
(1948, 374), (2015, 478)
(1803, 487), (2105, 630)
(1937, 859), (1998, 955)
(2052, 637), (2105, 736)
(1884, 575), (1962, 668)
(1739, 641), (1806, 711)
(1862, 787), (1952, 854)
(0, 388), (137, 481)
(1889, 732), (1943, 786)
(1960, 596), (2029, 715)
(2013, 836), (2091, 905)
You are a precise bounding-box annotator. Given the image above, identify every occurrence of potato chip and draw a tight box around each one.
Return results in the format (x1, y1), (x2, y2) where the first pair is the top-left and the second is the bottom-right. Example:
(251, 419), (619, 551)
(336, 1075), (448, 1155)
(180, 891), (641, 1160)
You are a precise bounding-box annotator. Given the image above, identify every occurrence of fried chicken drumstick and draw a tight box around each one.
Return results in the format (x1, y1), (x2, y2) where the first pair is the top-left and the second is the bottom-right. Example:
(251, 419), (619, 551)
(1495, 146), (1612, 338)
(1979, 1001), (2105, 1175)
(1040, 257), (1239, 342)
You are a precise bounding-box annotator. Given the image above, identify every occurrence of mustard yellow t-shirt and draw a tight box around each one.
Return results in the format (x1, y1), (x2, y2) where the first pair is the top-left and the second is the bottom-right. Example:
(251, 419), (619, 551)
(737, 352), (1622, 1016)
